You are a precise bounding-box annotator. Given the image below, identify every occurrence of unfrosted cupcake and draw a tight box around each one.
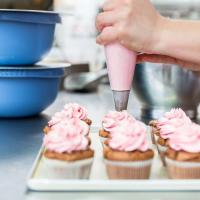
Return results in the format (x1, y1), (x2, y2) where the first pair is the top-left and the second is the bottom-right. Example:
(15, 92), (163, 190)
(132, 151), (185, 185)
(43, 118), (94, 179)
(99, 110), (135, 143)
(104, 119), (154, 179)
(44, 103), (92, 134)
(166, 123), (200, 179)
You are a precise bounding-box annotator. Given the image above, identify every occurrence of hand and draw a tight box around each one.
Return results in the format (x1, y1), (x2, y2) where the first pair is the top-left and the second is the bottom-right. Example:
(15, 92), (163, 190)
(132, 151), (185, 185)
(96, 0), (163, 54)
(137, 54), (200, 71)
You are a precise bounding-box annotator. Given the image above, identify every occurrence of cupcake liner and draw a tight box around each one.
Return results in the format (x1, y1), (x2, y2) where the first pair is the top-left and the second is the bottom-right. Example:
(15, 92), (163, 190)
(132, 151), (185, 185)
(157, 144), (167, 167)
(99, 136), (108, 148)
(100, 136), (107, 144)
(104, 159), (153, 179)
(166, 157), (200, 179)
(41, 157), (93, 179)
(150, 126), (157, 145)
(154, 134), (159, 144)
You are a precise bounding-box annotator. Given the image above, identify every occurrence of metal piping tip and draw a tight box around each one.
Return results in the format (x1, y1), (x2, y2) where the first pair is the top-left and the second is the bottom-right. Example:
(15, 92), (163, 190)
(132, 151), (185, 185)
(112, 90), (130, 111)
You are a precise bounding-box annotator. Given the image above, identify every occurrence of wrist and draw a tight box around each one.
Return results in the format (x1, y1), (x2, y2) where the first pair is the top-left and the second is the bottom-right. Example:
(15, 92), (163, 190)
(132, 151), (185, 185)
(149, 16), (172, 55)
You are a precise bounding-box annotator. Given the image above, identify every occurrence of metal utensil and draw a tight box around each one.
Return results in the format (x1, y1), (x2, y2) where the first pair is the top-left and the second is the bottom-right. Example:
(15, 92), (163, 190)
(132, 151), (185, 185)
(64, 68), (108, 91)
(132, 63), (200, 120)
(132, 1), (200, 122)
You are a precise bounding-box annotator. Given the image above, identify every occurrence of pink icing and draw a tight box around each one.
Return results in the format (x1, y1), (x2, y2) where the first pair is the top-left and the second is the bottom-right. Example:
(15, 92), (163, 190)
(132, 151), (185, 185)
(157, 108), (191, 140)
(164, 108), (188, 120)
(48, 111), (67, 127)
(64, 103), (88, 120)
(48, 103), (88, 127)
(169, 123), (200, 153)
(102, 110), (136, 132)
(105, 42), (136, 91)
(108, 120), (149, 152)
(44, 118), (89, 153)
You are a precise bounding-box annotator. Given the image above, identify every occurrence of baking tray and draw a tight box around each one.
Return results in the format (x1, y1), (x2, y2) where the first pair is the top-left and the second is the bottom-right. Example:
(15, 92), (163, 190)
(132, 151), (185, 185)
(27, 126), (200, 191)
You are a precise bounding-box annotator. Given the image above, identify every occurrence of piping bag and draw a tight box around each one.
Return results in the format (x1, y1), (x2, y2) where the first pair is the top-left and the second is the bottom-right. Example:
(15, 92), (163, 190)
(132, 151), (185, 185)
(105, 42), (137, 111)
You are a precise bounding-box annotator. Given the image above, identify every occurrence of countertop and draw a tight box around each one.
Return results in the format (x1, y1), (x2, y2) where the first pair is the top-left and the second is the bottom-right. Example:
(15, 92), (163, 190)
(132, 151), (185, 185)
(1, 85), (200, 200)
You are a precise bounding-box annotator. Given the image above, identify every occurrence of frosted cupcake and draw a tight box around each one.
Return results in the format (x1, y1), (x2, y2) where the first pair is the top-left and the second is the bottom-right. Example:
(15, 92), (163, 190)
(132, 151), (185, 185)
(104, 119), (154, 179)
(99, 110), (135, 143)
(149, 108), (190, 145)
(155, 109), (191, 165)
(43, 118), (94, 179)
(44, 103), (92, 134)
(166, 123), (200, 179)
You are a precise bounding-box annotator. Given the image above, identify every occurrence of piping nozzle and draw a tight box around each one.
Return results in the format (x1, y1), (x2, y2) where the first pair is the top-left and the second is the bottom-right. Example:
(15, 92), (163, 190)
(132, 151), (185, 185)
(112, 90), (130, 111)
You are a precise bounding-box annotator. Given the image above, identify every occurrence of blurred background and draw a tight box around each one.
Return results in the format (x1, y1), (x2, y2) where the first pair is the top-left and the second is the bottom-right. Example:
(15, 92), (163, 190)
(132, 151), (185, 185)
(1, 0), (200, 122)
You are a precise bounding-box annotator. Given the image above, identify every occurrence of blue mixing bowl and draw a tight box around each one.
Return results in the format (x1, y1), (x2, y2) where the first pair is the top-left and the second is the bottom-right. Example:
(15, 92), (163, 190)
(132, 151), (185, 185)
(0, 9), (61, 65)
(0, 64), (68, 117)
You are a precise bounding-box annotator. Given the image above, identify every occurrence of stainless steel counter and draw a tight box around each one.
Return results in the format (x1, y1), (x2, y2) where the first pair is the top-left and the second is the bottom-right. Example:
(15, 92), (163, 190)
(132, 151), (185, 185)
(1, 85), (200, 200)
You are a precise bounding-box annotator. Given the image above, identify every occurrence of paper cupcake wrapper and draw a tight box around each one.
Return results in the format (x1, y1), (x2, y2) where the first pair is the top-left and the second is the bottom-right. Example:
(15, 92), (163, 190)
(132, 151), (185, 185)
(154, 134), (159, 143)
(104, 159), (153, 179)
(166, 157), (200, 179)
(41, 157), (93, 179)
(157, 144), (167, 167)
(100, 136), (107, 143)
(99, 136), (108, 148)
(150, 126), (157, 145)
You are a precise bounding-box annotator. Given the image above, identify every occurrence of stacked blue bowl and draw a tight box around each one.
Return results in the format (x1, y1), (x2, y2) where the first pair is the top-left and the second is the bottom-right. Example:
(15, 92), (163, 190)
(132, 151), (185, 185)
(0, 9), (68, 117)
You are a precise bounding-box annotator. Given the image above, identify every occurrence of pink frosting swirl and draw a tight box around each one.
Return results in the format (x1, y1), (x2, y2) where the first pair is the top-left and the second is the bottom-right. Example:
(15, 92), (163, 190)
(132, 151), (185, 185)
(169, 123), (200, 153)
(157, 108), (191, 139)
(64, 103), (88, 120)
(48, 103), (88, 127)
(164, 108), (188, 120)
(44, 118), (89, 153)
(102, 110), (136, 132)
(108, 120), (149, 152)
(48, 111), (67, 127)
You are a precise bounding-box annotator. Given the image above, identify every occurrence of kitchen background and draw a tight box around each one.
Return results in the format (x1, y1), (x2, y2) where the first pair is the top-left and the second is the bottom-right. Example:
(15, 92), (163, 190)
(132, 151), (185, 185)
(1, 0), (200, 122)
(53, 0), (200, 122)
(1, 1), (200, 200)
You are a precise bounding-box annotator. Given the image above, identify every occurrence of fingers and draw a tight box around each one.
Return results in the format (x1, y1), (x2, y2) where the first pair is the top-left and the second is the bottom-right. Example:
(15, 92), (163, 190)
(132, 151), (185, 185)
(96, 26), (118, 45)
(137, 54), (177, 64)
(96, 11), (118, 32)
(137, 54), (200, 71)
(102, 0), (122, 11)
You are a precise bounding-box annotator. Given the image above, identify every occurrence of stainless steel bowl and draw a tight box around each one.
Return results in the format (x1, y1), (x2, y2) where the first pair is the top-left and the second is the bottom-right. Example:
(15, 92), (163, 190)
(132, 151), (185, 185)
(132, 2), (200, 121)
(132, 63), (200, 120)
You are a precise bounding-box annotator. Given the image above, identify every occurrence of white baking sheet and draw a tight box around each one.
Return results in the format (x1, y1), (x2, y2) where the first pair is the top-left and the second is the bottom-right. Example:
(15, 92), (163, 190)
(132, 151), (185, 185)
(27, 126), (200, 191)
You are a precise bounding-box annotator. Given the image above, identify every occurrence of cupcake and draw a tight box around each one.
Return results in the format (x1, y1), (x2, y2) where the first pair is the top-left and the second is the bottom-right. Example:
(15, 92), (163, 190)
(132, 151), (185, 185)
(104, 119), (154, 179)
(149, 120), (159, 144)
(156, 109), (191, 165)
(149, 108), (190, 145)
(43, 118), (94, 179)
(44, 103), (92, 134)
(99, 110), (135, 143)
(166, 123), (200, 179)
(149, 108), (191, 165)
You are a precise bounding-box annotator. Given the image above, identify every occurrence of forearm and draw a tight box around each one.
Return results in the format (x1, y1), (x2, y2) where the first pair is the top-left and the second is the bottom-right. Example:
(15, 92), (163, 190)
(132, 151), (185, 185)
(154, 17), (200, 64)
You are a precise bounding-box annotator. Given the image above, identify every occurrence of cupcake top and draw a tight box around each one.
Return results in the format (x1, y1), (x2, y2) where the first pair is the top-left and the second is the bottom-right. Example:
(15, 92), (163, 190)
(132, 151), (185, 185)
(102, 110), (135, 132)
(169, 123), (200, 153)
(108, 119), (149, 152)
(163, 108), (187, 119)
(48, 103), (88, 127)
(44, 118), (90, 153)
(157, 108), (191, 139)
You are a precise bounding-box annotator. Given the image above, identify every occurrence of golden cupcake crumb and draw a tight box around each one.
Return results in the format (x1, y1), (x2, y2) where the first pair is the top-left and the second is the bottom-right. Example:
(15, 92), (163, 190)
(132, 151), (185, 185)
(166, 148), (200, 162)
(44, 148), (94, 162)
(104, 146), (154, 162)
